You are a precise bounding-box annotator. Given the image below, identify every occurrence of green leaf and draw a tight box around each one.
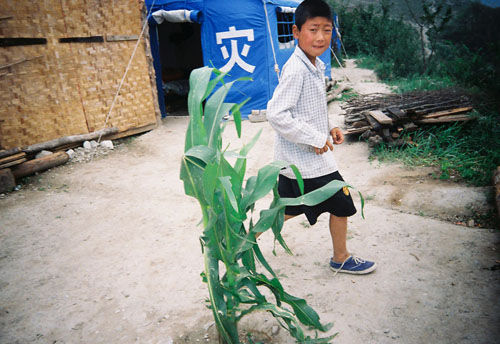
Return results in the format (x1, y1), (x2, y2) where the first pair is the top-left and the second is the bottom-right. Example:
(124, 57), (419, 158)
(202, 162), (218, 205)
(204, 81), (237, 148)
(252, 241), (278, 277)
(281, 291), (332, 332)
(186, 68), (212, 150)
(185, 145), (216, 164)
(358, 190), (365, 219)
(180, 156), (206, 201)
(230, 97), (250, 138)
(219, 176), (239, 212)
(279, 180), (350, 208)
(240, 249), (256, 275)
(234, 129), (262, 180)
(240, 160), (289, 209)
(289, 164), (304, 195)
(205, 72), (226, 100)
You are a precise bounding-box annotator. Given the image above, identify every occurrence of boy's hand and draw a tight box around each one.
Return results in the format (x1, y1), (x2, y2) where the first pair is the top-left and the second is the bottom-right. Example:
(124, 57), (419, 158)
(314, 139), (334, 154)
(330, 127), (344, 144)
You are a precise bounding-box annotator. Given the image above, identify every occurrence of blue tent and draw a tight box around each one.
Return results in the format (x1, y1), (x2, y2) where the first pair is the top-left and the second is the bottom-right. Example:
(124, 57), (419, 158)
(145, 0), (332, 118)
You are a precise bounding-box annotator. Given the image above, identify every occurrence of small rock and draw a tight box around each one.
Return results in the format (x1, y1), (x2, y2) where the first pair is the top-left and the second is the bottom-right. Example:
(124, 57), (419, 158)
(71, 322), (84, 330)
(90, 140), (99, 148)
(100, 140), (114, 150)
(271, 325), (280, 336)
(66, 149), (75, 159)
(368, 135), (383, 147)
(384, 329), (391, 334)
(35, 150), (53, 159)
(467, 219), (475, 227)
(82, 141), (92, 149)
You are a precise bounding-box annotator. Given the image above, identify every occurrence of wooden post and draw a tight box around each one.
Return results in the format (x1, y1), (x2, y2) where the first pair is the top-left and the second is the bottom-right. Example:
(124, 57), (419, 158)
(0, 169), (15, 193)
(11, 151), (69, 179)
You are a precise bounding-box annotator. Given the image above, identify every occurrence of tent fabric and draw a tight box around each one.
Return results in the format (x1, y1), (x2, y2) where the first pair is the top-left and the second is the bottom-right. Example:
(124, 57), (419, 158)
(145, 0), (333, 118)
(151, 9), (201, 24)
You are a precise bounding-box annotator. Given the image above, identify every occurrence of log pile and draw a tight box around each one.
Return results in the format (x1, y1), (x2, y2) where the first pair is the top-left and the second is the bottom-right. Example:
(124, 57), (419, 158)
(341, 89), (474, 145)
(0, 127), (118, 193)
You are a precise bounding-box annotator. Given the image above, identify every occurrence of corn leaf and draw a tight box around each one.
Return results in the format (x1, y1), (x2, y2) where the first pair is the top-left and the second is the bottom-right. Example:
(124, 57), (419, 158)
(230, 97), (250, 138)
(219, 176), (239, 213)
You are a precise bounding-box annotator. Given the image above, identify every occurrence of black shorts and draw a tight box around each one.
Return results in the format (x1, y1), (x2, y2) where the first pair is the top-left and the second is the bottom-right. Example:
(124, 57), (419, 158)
(278, 171), (357, 225)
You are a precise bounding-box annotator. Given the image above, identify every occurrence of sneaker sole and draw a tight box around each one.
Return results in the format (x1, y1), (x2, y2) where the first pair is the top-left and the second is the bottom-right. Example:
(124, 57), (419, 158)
(329, 262), (377, 275)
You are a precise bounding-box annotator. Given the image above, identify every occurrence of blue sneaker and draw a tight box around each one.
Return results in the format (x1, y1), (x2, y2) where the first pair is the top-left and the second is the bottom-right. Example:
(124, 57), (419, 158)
(330, 255), (376, 275)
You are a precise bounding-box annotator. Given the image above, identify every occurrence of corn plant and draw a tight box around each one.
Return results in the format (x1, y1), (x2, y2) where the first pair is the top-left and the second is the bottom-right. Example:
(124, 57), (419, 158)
(180, 67), (360, 343)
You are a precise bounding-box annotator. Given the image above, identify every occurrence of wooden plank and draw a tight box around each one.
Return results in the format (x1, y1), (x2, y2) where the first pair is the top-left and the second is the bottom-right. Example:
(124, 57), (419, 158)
(416, 114), (472, 124)
(105, 123), (158, 141)
(0, 152), (26, 165)
(0, 158), (27, 169)
(0, 169), (16, 193)
(11, 151), (69, 179)
(352, 120), (370, 128)
(0, 147), (21, 159)
(106, 35), (140, 42)
(422, 107), (473, 119)
(365, 115), (381, 131)
(386, 107), (406, 119)
(369, 110), (393, 125)
(22, 127), (119, 154)
(345, 126), (371, 135)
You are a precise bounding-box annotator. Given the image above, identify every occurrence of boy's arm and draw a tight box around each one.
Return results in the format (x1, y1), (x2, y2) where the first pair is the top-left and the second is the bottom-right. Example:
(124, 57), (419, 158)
(267, 72), (328, 149)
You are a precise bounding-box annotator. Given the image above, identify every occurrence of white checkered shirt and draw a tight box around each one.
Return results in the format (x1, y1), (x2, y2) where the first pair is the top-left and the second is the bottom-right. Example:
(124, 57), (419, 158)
(267, 46), (338, 179)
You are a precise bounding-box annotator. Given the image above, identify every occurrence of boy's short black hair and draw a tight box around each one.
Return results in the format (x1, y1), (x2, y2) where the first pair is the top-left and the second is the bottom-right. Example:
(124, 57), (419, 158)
(295, 0), (332, 30)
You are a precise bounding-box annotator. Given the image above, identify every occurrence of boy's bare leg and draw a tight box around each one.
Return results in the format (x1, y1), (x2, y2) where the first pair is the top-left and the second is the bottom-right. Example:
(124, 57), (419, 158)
(329, 214), (350, 263)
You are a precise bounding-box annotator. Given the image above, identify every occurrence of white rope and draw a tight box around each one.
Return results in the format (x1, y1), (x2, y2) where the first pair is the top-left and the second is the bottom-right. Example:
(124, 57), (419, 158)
(97, 0), (157, 143)
(330, 46), (351, 82)
(262, 0), (280, 80)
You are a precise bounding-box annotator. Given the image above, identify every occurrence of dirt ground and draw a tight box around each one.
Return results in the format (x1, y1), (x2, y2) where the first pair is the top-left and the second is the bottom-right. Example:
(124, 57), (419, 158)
(1, 61), (499, 344)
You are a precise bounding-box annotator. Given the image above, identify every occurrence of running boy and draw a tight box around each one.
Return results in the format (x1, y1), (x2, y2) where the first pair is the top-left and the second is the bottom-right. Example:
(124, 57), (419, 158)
(266, 0), (376, 274)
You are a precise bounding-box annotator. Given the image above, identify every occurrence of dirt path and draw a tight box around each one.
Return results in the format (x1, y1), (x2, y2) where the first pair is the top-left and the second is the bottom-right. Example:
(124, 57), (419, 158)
(1, 62), (499, 344)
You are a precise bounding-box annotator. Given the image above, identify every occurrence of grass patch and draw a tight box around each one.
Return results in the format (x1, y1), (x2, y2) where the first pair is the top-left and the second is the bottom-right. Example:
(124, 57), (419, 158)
(388, 74), (454, 93)
(337, 89), (358, 102)
(371, 113), (500, 186)
(353, 55), (500, 187)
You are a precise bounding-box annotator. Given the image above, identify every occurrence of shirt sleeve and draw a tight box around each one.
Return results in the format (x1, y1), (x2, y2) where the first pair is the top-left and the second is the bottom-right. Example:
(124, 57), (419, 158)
(328, 118), (337, 132)
(266, 70), (328, 148)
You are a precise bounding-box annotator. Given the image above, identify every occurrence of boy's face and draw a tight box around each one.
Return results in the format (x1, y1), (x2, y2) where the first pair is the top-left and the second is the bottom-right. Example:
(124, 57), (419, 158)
(293, 16), (333, 65)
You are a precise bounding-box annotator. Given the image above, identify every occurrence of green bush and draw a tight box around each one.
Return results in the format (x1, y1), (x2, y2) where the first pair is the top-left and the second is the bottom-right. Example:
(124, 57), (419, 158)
(331, 1), (500, 187)
(332, 1), (422, 78)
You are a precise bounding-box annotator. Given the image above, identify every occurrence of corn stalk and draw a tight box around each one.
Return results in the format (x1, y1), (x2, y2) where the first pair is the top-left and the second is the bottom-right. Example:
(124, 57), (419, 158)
(180, 67), (362, 343)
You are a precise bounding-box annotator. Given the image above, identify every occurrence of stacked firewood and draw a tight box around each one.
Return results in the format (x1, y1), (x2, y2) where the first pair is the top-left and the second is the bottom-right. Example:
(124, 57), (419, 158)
(0, 127), (118, 193)
(341, 88), (474, 145)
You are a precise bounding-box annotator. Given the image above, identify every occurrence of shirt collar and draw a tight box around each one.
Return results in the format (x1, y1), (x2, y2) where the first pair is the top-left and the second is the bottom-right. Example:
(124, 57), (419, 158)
(293, 46), (325, 75)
